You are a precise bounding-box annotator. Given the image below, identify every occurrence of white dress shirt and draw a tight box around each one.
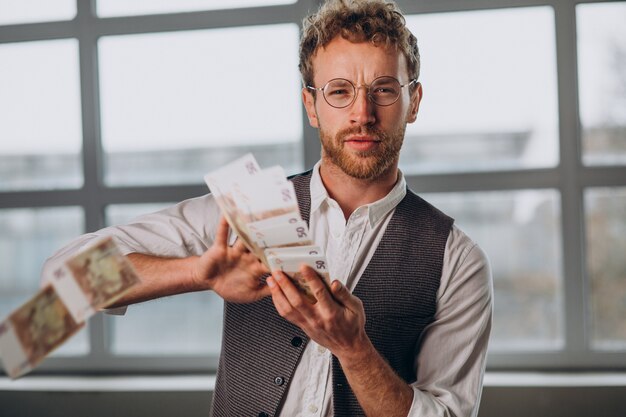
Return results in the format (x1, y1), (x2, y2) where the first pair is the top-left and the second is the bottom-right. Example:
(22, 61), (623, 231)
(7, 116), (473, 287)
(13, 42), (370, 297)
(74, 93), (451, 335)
(42, 162), (492, 417)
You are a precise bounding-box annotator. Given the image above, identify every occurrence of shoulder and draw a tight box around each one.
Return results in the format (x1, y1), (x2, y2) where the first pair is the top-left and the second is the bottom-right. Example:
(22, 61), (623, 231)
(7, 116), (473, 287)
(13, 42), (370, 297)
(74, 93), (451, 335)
(439, 225), (492, 303)
(404, 189), (453, 222)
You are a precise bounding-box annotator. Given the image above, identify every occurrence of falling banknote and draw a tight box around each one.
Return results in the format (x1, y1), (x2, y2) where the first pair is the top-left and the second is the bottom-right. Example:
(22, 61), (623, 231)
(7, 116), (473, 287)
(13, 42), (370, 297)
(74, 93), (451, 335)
(0, 285), (84, 379)
(0, 237), (140, 379)
(204, 154), (331, 301)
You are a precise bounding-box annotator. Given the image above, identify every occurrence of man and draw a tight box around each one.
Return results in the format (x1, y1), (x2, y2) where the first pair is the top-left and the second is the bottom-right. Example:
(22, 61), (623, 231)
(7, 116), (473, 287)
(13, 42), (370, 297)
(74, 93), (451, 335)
(43, 1), (492, 416)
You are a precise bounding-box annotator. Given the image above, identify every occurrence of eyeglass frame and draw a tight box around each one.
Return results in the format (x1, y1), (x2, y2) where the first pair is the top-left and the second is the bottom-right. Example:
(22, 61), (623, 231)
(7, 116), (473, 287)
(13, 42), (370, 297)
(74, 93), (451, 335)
(306, 76), (418, 108)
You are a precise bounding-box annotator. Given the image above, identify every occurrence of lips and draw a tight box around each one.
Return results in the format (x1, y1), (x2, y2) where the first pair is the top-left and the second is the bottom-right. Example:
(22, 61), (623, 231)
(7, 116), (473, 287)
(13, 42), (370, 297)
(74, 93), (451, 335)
(344, 135), (381, 151)
(345, 135), (379, 142)
(344, 133), (381, 143)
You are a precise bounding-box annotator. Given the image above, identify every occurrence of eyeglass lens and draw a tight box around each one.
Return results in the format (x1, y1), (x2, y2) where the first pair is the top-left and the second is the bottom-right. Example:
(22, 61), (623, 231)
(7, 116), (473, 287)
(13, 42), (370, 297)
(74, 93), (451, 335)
(322, 76), (402, 108)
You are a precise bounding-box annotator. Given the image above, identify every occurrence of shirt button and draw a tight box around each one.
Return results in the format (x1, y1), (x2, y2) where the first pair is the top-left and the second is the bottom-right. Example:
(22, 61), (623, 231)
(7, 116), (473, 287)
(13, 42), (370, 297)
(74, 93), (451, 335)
(274, 376), (285, 386)
(317, 345), (327, 354)
(308, 404), (319, 413)
(291, 336), (303, 347)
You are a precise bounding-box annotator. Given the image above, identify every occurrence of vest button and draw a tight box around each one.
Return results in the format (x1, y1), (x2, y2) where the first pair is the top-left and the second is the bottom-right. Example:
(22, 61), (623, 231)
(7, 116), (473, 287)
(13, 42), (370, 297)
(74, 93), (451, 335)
(274, 376), (285, 386)
(291, 336), (303, 347)
(258, 413), (269, 417)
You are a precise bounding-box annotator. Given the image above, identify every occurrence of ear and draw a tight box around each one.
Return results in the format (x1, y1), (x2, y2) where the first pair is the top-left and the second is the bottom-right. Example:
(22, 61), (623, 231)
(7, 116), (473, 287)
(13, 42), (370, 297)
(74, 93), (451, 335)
(302, 88), (319, 128)
(405, 82), (422, 124)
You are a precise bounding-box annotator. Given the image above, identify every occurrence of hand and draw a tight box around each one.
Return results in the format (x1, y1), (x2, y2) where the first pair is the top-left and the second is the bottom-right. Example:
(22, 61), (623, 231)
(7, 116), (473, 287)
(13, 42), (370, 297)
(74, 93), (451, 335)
(195, 217), (271, 303)
(267, 265), (368, 360)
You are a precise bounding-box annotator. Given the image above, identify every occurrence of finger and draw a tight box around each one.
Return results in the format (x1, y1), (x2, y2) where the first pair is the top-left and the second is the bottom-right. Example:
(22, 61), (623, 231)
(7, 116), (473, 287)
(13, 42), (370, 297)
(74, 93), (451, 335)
(273, 270), (311, 311)
(214, 216), (230, 247)
(329, 279), (354, 308)
(299, 265), (334, 308)
(232, 238), (249, 252)
(267, 275), (301, 320)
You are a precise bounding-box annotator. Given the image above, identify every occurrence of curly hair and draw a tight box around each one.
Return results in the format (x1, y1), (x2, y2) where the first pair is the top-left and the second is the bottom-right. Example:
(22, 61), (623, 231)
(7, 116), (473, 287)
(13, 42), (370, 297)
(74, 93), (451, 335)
(299, 0), (419, 91)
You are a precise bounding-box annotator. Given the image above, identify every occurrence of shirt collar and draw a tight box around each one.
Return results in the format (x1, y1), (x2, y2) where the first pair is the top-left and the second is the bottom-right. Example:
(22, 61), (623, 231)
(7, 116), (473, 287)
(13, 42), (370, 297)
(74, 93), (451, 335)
(309, 161), (407, 227)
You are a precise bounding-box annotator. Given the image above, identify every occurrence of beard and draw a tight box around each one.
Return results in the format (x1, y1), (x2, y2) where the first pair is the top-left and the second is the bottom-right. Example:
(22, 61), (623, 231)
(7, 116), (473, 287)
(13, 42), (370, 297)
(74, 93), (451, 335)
(319, 123), (405, 181)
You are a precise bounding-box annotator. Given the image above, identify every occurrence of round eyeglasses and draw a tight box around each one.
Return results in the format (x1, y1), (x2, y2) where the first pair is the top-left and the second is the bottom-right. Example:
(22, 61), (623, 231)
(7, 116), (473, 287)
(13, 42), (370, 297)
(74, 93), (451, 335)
(306, 76), (417, 108)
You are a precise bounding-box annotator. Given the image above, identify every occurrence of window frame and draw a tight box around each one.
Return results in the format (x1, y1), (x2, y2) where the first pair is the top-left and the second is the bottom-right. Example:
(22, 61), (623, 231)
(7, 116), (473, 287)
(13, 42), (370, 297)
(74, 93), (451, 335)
(0, 0), (625, 374)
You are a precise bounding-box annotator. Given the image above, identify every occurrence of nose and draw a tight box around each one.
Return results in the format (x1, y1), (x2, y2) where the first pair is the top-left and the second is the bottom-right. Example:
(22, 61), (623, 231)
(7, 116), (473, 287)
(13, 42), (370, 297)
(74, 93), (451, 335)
(349, 86), (376, 126)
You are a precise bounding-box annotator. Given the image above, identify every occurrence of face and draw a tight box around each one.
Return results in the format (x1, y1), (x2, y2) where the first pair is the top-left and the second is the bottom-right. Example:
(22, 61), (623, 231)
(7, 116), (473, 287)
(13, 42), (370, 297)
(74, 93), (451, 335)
(302, 36), (422, 181)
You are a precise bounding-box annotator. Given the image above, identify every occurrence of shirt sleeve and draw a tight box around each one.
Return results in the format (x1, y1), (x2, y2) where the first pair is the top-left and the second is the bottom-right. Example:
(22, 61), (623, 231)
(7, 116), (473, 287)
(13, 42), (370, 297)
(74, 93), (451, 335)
(407, 225), (493, 417)
(39, 194), (222, 314)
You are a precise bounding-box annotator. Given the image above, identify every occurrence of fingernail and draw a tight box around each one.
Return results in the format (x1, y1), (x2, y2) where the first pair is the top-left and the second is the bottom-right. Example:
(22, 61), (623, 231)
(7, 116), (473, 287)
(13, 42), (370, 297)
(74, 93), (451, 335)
(267, 277), (275, 288)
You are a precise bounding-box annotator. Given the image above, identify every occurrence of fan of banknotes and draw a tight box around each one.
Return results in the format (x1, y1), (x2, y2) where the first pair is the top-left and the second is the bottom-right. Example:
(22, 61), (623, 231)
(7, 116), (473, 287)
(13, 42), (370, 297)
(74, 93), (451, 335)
(0, 238), (140, 379)
(204, 153), (330, 303)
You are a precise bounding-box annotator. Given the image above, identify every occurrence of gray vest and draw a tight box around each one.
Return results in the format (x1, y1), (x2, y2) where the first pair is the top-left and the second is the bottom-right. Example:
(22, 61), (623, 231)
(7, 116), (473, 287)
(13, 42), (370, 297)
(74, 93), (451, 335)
(211, 171), (453, 417)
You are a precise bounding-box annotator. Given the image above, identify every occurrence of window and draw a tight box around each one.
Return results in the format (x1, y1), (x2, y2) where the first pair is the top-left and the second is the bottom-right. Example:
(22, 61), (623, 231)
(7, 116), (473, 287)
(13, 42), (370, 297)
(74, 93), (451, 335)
(1, 0), (625, 375)
(585, 187), (626, 350)
(404, 7), (559, 174)
(99, 25), (302, 186)
(577, 2), (626, 166)
(0, 39), (82, 191)
(0, 207), (88, 355)
(0, 0), (75, 25)
(104, 204), (222, 355)
(97, 0), (297, 17)
(423, 190), (564, 350)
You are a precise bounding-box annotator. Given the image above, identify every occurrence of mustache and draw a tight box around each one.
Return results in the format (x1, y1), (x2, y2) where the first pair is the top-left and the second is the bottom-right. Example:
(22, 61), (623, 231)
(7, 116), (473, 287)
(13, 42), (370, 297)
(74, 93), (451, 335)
(335, 126), (386, 140)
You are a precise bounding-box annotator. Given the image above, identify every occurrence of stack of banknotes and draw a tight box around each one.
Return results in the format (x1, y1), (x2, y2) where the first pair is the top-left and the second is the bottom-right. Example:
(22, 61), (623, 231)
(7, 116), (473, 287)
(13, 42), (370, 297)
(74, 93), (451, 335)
(205, 153), (330, 302)
(0, 238), (140, 379)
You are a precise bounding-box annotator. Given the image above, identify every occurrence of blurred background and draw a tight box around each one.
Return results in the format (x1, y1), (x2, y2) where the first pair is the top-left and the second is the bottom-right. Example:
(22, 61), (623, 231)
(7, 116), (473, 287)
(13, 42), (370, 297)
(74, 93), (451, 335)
(0, 0), (625, 416)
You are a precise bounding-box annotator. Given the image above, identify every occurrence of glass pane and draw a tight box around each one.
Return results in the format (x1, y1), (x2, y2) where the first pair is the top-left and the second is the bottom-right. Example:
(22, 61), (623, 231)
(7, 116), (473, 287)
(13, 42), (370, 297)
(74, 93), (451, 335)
(585, 187), (626, 349)
(422, 190), (564, 349)
(110, 292), (223, 355)
(0, 39), (83, 191)
(105, 203), (222, 355)
(98, 0), (296, 17)
(99, 25), (302, 186)
(403, 7), (558, 174)
(577, 3), (626, 166)
(0, 0), (75, 25)
(0, 207), (88, 356)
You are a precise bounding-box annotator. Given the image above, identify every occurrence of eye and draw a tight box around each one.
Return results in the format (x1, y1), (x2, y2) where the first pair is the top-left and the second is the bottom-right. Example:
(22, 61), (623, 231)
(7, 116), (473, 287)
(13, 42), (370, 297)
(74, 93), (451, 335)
(371, 77), (401, 96)
(325, 80), (353, 97)
(327, 88), (350, 96)
(372, 84), (398, 95)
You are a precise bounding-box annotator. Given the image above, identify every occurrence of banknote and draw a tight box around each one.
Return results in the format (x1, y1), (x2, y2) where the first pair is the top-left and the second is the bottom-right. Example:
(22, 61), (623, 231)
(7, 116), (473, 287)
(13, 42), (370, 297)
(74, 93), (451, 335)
(0, 285), (84, 379)
(265, 247), (331, 303)
(264, 245), (323, 258)
(249, 219), (312, 249)
(204, 153), (265, 258)
(63, 237), (141, 312)
(205, 155), (310, 264)
(205, 154), (331, 301)
(231, 166), (300, 223)
(1, 238), (141, 379)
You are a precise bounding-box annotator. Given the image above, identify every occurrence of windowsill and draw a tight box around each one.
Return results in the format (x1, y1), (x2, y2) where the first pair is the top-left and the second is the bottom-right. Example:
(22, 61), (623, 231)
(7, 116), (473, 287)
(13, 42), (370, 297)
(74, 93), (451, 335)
(1, 372), (626, 392)
(483, 372), (626, 387)
(0, 375), (216, 392)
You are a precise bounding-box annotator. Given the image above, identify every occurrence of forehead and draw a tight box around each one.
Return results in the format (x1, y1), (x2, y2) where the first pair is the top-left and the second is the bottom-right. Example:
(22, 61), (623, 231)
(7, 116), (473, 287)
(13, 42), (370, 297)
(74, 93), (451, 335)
(312, 36), (408, 83)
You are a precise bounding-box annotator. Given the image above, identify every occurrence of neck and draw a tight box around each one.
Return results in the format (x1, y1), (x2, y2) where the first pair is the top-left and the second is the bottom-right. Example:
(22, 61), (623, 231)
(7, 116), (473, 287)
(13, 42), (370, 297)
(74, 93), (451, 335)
(318, 160), (399, 220)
